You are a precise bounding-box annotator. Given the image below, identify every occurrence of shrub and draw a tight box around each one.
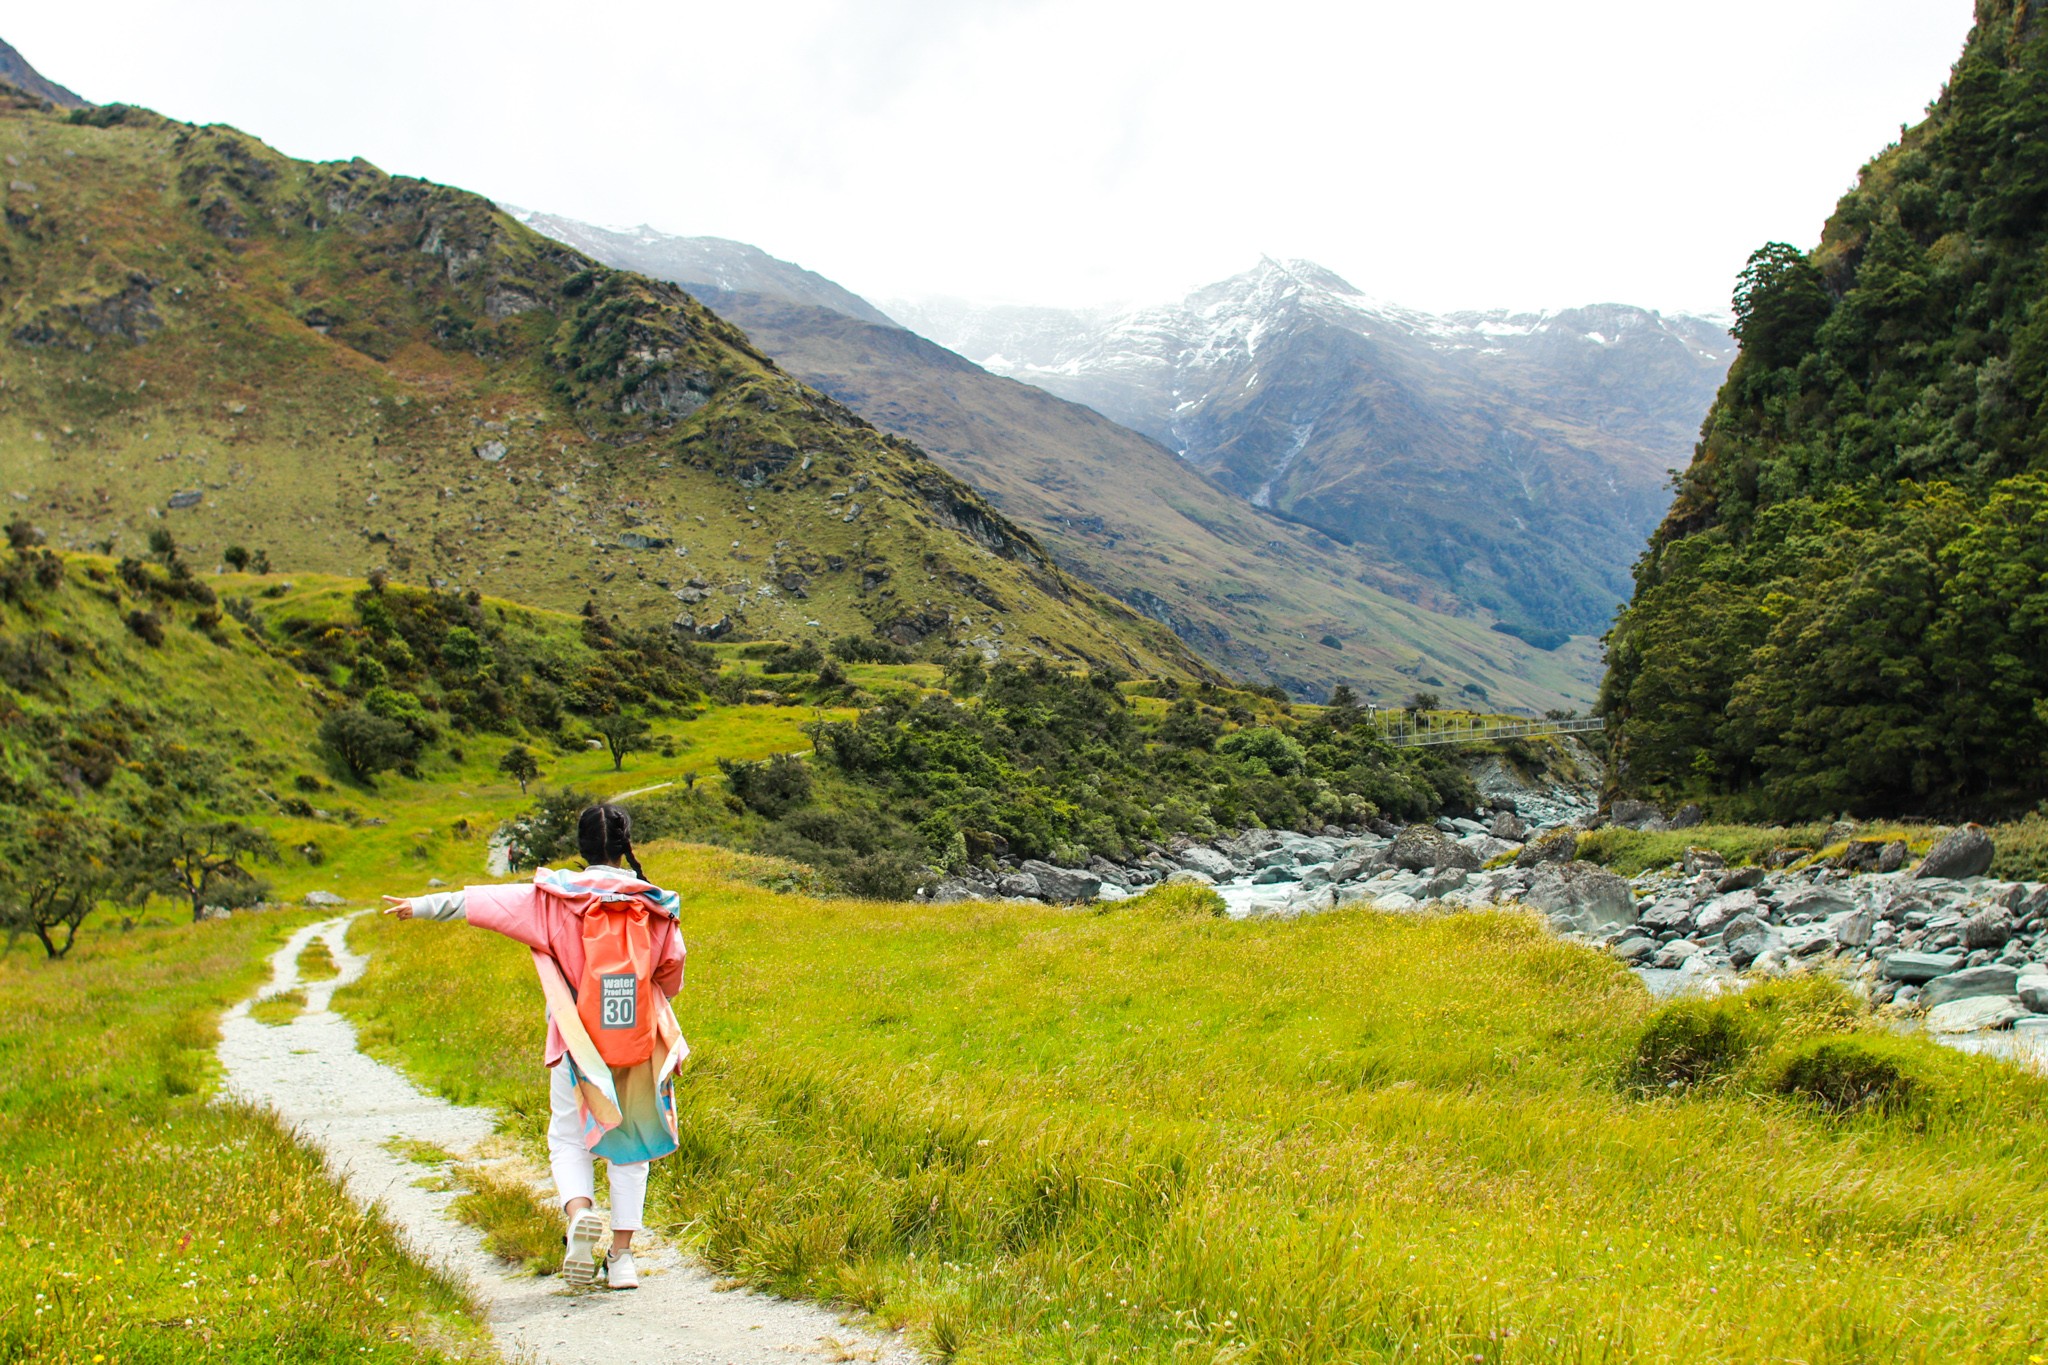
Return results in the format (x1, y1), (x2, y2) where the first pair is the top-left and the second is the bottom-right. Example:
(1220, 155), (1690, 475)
(123, 609), (165, 646)
(1765, 1034), (1925, 1116)
(319, 707), (420, 781)
(1619, 997), (1773, 1092)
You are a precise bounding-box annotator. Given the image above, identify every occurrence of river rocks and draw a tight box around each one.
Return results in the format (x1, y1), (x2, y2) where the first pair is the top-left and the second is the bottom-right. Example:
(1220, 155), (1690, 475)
(1725, 929), (1770, 970)
(1177, 846), (1237, 879)
(1668, 803), (1704, 830)
(1833, 909), (1875, 948)
(1923, 963), (2022, 1008)
(1882, 950), (1966, 982)
(1962, 907), (2014, 949)
(1458, 834), (1519, 865)
(1163, 869), (1215, 887)
(1778, 885), (1854, 920)
(1651, 939), (1701, 968)
(1611, 935), (1659, 963)
(1522, 861), (1635, 934)
(1925, 995), (2025, 1033)
(1715, 866), (1766, 893)
(997, 872), (1041, 898)
(2018, 971), (2048, 1013)
(1694, 890), (1758, 936)
(1514, 828), (1577, 869)
(1019, 860), (1102, 903)
(1682, 846), (1726, 875)
(1637, 898), (1694, 933)
(1489, 811), (1529, 841)
(1250, 865), (1298, 885)
(1610, 799), (1665, 830)
(1914, 825), (1995, 881)
(1389, 825), (1480, 872)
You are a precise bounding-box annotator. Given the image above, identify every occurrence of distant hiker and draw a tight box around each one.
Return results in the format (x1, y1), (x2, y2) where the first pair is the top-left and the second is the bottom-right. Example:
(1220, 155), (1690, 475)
(505, 843), (523, 874)
(382, 804), (685, 1292)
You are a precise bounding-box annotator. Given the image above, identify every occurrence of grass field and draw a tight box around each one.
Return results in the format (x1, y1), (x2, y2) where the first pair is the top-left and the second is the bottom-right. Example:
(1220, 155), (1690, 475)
(338, 840), (2048, 1364)
(0, 912), (486, 1363)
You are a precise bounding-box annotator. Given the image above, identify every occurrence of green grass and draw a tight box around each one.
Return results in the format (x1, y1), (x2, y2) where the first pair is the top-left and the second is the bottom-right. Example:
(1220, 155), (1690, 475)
(447, 1163), (568, 1276)
(296, 939), (337, 983)
(247, 988), (306, 1027)
(0, 913), (486, 1362)
(337, 840), (2048, 1363)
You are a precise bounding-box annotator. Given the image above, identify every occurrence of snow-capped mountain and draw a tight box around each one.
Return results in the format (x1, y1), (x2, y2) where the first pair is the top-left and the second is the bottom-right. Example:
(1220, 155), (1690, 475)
(893, 261), (1735, 639)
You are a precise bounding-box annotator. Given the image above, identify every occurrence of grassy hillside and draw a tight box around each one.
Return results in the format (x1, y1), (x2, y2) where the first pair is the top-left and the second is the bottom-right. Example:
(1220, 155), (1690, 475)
(0, 86), (1203, 680)
(0, 910), (487, 1361)
(688, 287), (1603, 712)
(341, 844), (2048, 1363)
(1600, 1), (2048, 818)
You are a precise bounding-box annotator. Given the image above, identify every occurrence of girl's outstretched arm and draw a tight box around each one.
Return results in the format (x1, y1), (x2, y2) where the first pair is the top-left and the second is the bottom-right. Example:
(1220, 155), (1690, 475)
(380, 891), (467, 922)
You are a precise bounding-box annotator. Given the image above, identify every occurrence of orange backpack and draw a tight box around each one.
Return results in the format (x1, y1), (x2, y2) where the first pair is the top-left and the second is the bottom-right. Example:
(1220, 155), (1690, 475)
(574, 893), (660, 1068)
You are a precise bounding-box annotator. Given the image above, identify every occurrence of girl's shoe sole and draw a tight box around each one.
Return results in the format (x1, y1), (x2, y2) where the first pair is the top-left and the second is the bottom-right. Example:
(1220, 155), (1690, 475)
(561, 1210), (605, 1290)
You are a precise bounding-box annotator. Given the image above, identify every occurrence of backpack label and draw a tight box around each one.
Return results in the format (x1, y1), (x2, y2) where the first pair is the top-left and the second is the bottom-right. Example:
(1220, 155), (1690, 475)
(599, 973), (637, 1029)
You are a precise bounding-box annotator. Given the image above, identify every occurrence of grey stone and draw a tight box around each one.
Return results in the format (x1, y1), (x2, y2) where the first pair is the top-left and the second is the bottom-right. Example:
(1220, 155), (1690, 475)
(1833, 909), (1875, 948)
(1727, 933), (1770, 969)
(1163, 869), (1215, 887)
(1457, 834), (1519, 865)
(2016, 973), (2048, 1013)
(1682, 846), (1726, 875)
(927, 879), (979, 905)
(1779, 885), (1855, 919)
(303, 890), (346, 907)
(1638, 899), (1694, 933)
(1694, 891), (1758, 936)
(1019, 860), (1103, 902)
(1877, 840), (1909, 873)
(997, 872), (1042, 899)
(1250, 865), (1298, 885)
(1612, 936), (1659, 963)
(1928, 965), (2026, 1007)
(1325, 854), (1375, 884)
(1868, 920), (1898, 948)
(1651, 939), (1701, 969)
(1913, 825), (1995, 881)
(167, 489), (203, 509)
(1489, 811), (1529, 841)
(1176, 846), (1237, 879)
(1880, 950), (1966, 983)
(2013, 1015), (2048, 1034)
(1715, 866), (1766, 893)
(1610, 799), (1664, 830)
(1422, 869), (1470, 900)
(1513, 828), (1578, 869)
(1720, 912), (1766, 946)
(1669, 803), (1705, 830)
(1522, 861), (1636, 934)
(1389, 825), (1481, 873)
(1962, 907), (2014, 950)
(1925, 995), (2024, 1033)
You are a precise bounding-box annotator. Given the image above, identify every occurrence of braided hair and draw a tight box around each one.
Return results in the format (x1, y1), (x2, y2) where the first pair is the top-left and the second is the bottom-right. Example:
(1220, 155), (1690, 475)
(577, 802), (646, 881)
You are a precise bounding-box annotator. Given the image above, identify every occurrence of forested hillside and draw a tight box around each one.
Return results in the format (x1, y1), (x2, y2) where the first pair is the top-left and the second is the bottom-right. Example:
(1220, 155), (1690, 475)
(1601, 0), (2048, 819)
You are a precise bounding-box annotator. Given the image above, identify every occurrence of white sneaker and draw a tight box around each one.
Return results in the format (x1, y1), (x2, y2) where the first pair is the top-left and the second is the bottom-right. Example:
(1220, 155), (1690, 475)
(605, 1249), (639, 1290)
(561, 1209), (604, 1290)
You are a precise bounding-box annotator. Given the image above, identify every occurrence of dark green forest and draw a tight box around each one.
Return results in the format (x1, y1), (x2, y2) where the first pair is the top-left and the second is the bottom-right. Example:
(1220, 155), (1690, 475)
(1601, 0), (2048, 820)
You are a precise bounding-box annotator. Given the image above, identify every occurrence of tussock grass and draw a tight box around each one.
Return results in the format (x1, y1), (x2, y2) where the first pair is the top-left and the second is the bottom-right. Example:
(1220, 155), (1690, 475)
(247, 988), (307, 1027)
(448, 1163), (564, 1275)
(341, 841), (2048, 1362)
(0, 914), (485, 1361)
(297, 938), (339, 983)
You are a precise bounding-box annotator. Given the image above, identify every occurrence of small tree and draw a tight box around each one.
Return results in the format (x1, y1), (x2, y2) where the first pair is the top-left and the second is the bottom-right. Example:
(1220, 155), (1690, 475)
(498, 744), (541, 794)
(146, 528), (180, 567)
(320, 706), (419, 782)
(249, 549), (271, 574)
(5, 518), (44, 550)
(222, 544), (250, 571)
(0, 815), (125, 959)
(140, 820), (279, 922)
(1407, 691), (1441, 715)
(591, 711), (650, 771)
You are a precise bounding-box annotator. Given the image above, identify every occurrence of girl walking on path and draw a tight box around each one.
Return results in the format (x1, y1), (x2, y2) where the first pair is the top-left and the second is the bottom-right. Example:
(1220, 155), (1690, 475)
(383, 804), (686, 1291)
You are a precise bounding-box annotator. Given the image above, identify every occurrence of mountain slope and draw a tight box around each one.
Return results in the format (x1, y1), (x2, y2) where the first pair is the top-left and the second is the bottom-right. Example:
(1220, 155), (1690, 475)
(894, 265), (1734, 639)
(0, 39), (86, 109)
(1599, 0), (2048, 818)
(508, 208), (900, 329)
(690, 287), (1607, 709)
(0, 87), (1206, 679)
(508, 211), (1605, 709)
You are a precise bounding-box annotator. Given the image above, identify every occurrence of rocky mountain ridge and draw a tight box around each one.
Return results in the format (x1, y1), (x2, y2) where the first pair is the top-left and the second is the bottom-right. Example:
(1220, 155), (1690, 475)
(895, 261), (1735, 641)
(510, 214), (1607, 707)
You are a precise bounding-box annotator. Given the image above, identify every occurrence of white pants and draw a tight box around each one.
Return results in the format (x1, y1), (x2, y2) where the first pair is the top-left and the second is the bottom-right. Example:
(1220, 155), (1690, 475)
(546, 1063), (649, 1231)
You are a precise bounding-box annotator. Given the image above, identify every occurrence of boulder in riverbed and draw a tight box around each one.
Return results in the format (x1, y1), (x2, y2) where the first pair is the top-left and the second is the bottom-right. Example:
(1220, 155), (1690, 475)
(1913, 825), (1995, 881)
(1020, 860), (1103, 903)
(1513, 828), (1578, 869)
(1922, 963), (2021, 1008)
(1925, 995), (2024, 1033)
(1881, 950), (1965, 983)
(1389, 825), (1480, 872)
(1521, 860), (1635, 934)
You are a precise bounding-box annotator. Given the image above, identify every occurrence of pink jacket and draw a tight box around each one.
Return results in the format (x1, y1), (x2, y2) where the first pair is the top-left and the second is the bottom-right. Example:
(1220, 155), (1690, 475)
(432, 868), (684, 1066)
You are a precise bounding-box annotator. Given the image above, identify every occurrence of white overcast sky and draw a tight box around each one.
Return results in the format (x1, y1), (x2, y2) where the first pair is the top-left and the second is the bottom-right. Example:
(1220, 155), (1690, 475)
(11, 0), (1975, 316)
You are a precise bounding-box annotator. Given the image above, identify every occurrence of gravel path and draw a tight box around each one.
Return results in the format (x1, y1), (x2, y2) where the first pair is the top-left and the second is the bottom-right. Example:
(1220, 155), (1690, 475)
(217, 914), (920, 1365)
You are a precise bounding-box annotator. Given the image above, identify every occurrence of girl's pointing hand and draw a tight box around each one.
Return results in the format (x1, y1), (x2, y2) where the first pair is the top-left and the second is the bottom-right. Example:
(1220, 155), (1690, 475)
(381, 896), (415, 920)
